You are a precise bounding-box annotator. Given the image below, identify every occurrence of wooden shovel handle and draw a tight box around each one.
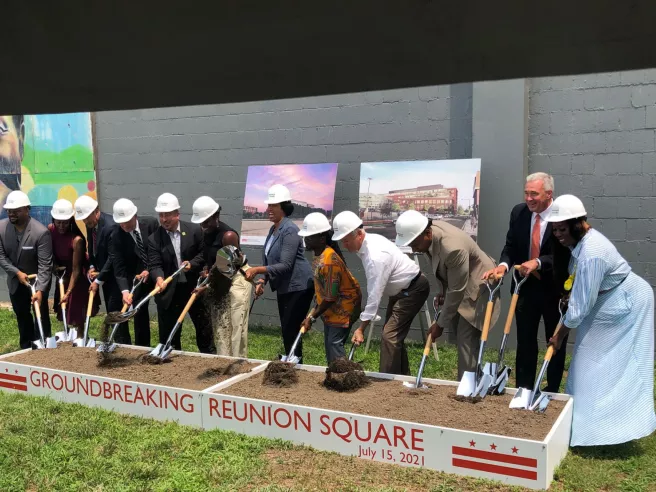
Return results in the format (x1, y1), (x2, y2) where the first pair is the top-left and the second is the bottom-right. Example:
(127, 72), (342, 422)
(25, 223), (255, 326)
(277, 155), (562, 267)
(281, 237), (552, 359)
(503, 293), (519, 336)
(33, 298), (42, 319)
(176, 292), (199, 323)
(147, 273), (178, 298)
(422, 333), (433, 356)
(544, 321), (564, 362)
(27, 274), (37, 279)
(59, 281), (67, 310)
(86, 291), (95, 317)
(480, 301), (494, 342)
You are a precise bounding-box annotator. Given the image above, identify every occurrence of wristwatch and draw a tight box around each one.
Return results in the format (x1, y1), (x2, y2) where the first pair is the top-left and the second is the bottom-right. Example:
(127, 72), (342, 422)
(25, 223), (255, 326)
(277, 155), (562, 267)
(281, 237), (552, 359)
(309, 315), (317, 324)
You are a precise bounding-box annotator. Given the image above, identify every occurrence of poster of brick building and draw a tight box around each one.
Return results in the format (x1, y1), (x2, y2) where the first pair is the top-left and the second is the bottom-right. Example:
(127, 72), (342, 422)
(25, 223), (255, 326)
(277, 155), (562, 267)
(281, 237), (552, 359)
(359, 159), (481, 242)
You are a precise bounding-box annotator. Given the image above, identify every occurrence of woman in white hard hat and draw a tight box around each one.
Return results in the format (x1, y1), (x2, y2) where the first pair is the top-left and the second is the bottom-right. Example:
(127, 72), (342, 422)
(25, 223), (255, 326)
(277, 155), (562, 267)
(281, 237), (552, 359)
(298, 212), (362, 363)
(49, 199), (99, 328)
(244, 184), (314, 363)
(546, 194), (656, 447)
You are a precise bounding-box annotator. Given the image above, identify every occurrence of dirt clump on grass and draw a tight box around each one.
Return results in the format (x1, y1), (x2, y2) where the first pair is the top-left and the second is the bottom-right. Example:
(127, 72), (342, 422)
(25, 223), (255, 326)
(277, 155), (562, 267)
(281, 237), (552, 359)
(262, 361), (298, 387)
(323, 358), (370, 392)
(198, 359), (249, 379)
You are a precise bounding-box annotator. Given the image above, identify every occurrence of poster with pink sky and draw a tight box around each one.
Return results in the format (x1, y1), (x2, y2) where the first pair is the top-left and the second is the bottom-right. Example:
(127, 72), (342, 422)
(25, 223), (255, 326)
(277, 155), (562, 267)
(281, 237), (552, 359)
(241, 163), (339, 245)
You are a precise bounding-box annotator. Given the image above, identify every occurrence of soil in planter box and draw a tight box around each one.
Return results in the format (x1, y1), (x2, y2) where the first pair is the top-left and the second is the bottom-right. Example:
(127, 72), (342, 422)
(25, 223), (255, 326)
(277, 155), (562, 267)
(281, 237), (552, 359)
(5, 345), (258, 390)
(220, 370), (566, 440)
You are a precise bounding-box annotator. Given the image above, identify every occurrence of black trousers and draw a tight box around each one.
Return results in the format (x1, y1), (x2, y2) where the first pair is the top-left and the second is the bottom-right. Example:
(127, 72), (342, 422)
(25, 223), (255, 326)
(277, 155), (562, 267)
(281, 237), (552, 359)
(102, 281), (130, 344)
(515, 283), (568, 392)
(131, 291), (151, 347)
(276, 287), (315, 364)
(157, 283), (215, 353)
(10, 284), (52, 350)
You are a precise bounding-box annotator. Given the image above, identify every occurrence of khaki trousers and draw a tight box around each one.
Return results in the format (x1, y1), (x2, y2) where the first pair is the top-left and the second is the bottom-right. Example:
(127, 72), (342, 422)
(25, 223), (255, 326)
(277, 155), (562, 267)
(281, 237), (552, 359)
(380, 274), (430, 375)
(452, 314), (481, 380)
(212, 263), (253, 358)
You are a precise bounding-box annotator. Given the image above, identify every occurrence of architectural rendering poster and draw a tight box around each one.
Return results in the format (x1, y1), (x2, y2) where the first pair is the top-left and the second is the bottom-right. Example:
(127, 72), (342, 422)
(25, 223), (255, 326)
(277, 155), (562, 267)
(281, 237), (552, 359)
(359, 159), (482, 245)
(241, 163), (338, 245)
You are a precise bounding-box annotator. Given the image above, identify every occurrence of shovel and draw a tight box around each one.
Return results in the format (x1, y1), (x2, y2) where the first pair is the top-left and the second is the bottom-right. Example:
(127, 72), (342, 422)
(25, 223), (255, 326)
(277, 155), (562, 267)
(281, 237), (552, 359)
(148, 276), (210, 360)
(53, 267), (77, 342)
(97, 277), (144, 353)
(456, 277), (502, 399)
(74, 290), (97, 348)
(26, 275), (57, 349)
(488, 267), (528, 395)
(104, 262), (188, 325)
(280, 325), (307, 364)
(347, 342), (358, 361)
(510, 298), (567, 412)
(404, 296), (443, 389)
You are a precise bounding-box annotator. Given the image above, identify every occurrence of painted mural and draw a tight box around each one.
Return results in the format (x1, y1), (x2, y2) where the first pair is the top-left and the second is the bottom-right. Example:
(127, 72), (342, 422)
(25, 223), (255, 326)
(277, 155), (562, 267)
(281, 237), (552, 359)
(0, 113), (97, 230)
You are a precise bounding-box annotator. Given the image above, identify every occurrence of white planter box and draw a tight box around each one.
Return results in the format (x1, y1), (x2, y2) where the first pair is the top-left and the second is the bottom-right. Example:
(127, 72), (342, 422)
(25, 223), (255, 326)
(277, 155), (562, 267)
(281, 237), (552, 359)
(0, 350), (572, 490)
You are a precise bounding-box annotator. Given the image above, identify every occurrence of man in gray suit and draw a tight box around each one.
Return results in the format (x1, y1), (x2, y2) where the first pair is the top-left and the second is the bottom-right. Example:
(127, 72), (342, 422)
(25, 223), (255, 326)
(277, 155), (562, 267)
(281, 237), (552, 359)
(0, 191), (53, 349)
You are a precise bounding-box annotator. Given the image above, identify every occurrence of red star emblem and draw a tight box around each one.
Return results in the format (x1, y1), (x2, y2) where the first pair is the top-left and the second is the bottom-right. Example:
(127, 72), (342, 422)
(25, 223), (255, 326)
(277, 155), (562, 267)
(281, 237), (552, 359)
(490, 443), (497, 451)
(469, 440), (476, 447)
(511, 446), (519, 454)
(15, 370), (19, 374)
(4, 368), (8, 372)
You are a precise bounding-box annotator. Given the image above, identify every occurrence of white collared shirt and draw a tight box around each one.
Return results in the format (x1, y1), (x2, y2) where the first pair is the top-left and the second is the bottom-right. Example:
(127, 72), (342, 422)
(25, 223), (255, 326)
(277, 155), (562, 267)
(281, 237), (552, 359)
(168, 223), (182, 267)
(357, 233), (420, 321)
(128, 221), (142, 244)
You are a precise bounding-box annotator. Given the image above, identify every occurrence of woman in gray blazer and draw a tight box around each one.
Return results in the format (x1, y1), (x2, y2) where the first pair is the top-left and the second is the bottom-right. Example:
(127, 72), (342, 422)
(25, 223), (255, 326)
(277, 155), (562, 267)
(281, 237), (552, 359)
(245, 184), (314, 362)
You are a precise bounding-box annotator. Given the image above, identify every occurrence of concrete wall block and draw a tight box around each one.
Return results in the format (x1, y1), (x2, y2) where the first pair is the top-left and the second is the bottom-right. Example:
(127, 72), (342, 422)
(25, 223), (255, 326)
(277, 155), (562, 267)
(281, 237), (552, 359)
(638, 241), (656, 261)
(640, 198), (656, 219)
(580, 72), (622, 89)
(535, 133), (581, 155)
(631, 84), (656, 107)
(616, 197), (642, 218)
(528, 113), (551, 135)
(593, 197), (618, 218)
(579, 132), (607, 154)
(570, 154), (595, 174)
(627, 219), (654, 240)
(583, 86), (632, 110)
(576, 175), (603, 197)
(629, 130), (656, 153)
(418, 85), (450, 101)
(605, 131), (633, 153)
(603, 175), (630, 196)
(531, 76), (585, 92)
(624, 174), (654, 197)
(597, 219), (627, 241)
(644, 153), (656, 174)
(427, 98), (451, 120)
(381, 88), (419, 103)
(531, 89), (584, 113)
(552, 174), (582, 196)
(620, 70), (652, 86)
(595, 153), (642, 175)
(647, 106), (656, 129)
(547, 155), (572, 175)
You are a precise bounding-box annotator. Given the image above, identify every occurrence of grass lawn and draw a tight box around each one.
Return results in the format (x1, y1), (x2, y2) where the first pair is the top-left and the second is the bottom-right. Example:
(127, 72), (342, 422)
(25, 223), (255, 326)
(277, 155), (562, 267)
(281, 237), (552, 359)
(0, 308), (654, 491)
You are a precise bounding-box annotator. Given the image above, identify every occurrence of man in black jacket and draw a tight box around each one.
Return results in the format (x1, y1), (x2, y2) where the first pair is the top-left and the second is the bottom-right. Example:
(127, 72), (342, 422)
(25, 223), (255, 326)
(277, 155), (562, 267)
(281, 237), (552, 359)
(109, 198), (159, 346)
(483, 172), (566, 393)
(75, 195), (124, 340)
(148, 193), (214, 353)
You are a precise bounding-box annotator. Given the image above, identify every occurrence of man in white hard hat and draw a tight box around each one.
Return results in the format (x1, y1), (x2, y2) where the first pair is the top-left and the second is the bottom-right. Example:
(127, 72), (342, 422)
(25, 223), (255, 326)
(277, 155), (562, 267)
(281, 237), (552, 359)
(109, 198), (159, 346)
(482, 172), (565, 393)
(0, 191), (53, 348)
(395, 210), (500, 379)
(333, 210), (430, 376)
(191, 196), (251, 357)
(148, 193), (213, 353)
(75, 195), (124, 340)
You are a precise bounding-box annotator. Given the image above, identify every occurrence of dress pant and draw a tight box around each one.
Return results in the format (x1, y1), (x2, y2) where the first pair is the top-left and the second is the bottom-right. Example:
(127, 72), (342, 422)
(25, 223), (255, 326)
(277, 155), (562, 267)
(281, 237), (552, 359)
(157, 282), (215, 353)
(381, 274), (430, 375)
(453, 314), (481, 380)
(515, 282), (568, 392)
(102, 280), (130, 344)
(131, 291), (152, 347)
(212, 264), (253, 357)
(10, 284), (52, 350)
(276, 286), (315, 364)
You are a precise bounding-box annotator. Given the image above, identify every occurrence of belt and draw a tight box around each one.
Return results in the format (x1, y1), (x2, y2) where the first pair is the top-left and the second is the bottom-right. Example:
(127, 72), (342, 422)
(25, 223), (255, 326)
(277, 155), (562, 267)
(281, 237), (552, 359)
(599, 274), (628, 295)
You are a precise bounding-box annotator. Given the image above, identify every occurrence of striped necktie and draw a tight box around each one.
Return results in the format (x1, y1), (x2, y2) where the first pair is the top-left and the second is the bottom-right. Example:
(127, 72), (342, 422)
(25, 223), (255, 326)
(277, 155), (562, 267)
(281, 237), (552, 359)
(134, 229), (148, 270)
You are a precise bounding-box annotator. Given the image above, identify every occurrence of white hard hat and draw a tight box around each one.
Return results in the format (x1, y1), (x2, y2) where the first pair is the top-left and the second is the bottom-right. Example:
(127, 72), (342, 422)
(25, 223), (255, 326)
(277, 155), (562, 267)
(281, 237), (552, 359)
(395, 210), (429, 247)
(264, 184), (292, 204)
(51, 199), (75, 221)
(191, 196), (220, 224)
(298, 212), (331, 237)
(113, 198), (138, 224)
(154, 193), (181, 213)
(74, 195), (99, 220)
(545, 195), (587, 222)
(331, 211), (363, 241)
(4, 190), (31, 210)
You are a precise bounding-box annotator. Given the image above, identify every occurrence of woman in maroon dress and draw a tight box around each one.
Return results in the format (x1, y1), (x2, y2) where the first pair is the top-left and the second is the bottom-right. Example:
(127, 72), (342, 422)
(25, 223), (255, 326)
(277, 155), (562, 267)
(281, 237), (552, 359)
(49, 199), (98, 328)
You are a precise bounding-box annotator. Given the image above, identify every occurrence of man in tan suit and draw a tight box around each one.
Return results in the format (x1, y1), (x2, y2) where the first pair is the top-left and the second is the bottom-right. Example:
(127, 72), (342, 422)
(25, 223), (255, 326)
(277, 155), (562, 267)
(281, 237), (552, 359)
(396, 210), (500, 379)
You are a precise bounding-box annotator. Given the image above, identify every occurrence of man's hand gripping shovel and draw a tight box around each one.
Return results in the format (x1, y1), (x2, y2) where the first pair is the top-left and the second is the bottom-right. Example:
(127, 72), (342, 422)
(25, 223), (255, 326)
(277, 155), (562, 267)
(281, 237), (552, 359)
(25, 274), (57, 349)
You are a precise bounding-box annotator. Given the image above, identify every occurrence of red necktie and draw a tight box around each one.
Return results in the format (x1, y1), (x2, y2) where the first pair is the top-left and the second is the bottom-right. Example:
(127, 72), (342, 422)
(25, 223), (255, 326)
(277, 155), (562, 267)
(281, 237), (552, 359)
(531, 215), (541, 260)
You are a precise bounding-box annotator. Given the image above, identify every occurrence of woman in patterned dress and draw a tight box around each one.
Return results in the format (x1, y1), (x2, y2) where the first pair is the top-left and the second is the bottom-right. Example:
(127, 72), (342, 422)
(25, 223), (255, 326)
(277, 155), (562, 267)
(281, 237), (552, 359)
(298, 213), (362, 363)
(547, 195), (656, 447)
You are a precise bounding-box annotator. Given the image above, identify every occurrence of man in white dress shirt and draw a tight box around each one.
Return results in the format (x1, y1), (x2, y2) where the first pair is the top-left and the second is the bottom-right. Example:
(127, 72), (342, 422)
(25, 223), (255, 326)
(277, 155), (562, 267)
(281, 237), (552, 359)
(483, 172), (565, 392)
(332, 211), (430, 376)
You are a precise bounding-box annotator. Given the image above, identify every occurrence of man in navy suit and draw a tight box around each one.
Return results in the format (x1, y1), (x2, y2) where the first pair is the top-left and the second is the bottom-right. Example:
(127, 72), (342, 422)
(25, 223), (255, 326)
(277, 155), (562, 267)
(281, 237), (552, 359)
(484, 172), (566, 392)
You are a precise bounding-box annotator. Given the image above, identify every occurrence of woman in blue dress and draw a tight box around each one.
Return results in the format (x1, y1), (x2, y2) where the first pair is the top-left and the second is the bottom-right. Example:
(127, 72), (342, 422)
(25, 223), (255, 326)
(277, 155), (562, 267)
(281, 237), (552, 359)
(546, 194), (656, 447)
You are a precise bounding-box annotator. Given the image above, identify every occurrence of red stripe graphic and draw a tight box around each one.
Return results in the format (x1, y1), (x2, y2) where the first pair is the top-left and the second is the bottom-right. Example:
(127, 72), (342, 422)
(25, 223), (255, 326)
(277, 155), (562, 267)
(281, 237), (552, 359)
(0, 373), (27, 384)
(452, 446), (537, 468)
(0, 380), (28, 391)
(453, 458), (538, 481)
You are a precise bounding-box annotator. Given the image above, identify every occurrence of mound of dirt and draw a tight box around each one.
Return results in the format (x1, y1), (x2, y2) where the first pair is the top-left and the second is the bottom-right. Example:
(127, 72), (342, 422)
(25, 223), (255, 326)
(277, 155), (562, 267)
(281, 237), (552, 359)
(198, 360), (249, 379)
(323, 358), (370, 392)
(262, 360), (298, 387)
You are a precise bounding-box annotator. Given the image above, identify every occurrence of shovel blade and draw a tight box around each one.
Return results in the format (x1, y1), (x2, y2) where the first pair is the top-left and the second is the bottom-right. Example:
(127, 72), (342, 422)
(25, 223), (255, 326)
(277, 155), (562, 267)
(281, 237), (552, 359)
(533, 394), (551, 413)
(403, 381), (428, 390)
(489, 367), (510, 395)
(86, 339), (96, 348)
(473, 373), (493, 398)
(483, 362), (497, 377)
(280, 354), (299, 364)
(456, 371), (476, 396)
(54, 331), (67, 342)
(509, 387), (531, 409)
(32, 340), (45, 350)
(149, 344), (165, 357)
(68, 328), (78, 342)
(97, 343), (117, 353)
(46, 337), (58, 349)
